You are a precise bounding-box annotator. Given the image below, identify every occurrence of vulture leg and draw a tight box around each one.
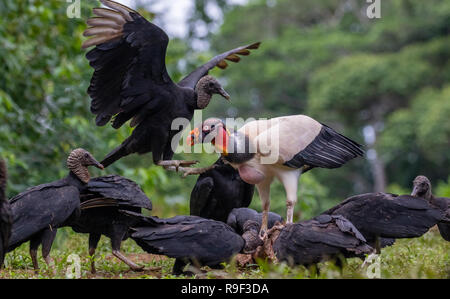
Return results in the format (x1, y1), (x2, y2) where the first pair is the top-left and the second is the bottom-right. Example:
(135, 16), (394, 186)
(157, 160), (199, 171)
(88, 233), (101, 274)
(278, 170), (301, 224)
(111, 226), (144, 271)
(375, 236), (381, 254)
(29, 235), (41, 272)
(178, 164), (217, 177)
(41, 228), (57, 271)
(256, 179), (273, 239)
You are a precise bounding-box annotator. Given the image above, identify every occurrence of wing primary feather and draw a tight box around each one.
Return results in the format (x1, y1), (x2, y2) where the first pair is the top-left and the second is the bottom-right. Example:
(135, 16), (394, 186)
(93, 8), (127, 24)
(86, 17), (123, 29)
(100, 0), (137, 21)
(82, 33), (122, 49)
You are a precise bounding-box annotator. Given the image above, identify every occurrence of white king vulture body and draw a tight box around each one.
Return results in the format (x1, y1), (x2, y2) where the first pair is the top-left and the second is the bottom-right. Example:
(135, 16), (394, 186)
(188, 115), (364, 236)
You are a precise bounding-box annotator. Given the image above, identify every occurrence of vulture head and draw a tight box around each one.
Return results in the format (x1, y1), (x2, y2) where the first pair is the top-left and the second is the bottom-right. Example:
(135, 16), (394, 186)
(196, 76), (230, 109)
(67, 148), (104, 183)
(187, 118), (230, 154)
(411, 175), (432, 199)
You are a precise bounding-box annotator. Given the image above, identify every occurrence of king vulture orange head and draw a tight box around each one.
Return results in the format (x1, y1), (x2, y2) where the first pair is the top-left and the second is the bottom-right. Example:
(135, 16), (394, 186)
(187, 118), (231, 154)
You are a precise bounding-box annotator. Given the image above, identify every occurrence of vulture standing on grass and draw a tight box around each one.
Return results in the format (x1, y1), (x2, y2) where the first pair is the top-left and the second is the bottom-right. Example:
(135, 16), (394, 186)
(82, 0), (260, 174)
(0, 159), (12, 268)
(190, 159), (255, 222)
(188, 115), (364, 238)
(69, 175), (152, 273)
(121, 211), (244, 275)
(411, 175), (450, 241)
(7, 149), (104, 271)
(270, 215), (373, 267)
(322, 191), (449, 252)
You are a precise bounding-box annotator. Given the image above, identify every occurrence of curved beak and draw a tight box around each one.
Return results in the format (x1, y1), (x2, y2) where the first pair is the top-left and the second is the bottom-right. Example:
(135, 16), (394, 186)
(88, 157), (104, 170)
(411, 186), (419, 197)
(218, 87), (230, 101)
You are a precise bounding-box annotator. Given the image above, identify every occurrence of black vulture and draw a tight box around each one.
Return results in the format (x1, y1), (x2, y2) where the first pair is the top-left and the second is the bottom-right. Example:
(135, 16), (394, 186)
(121, 211), (244, 275)
(411, 175), (450, 241)
(322, 192), (447, 252)
(82, 0), (260, 175)
(271, 215), (373, 267)
(0, 159), (12, 268)
(226, 208), (283, 235)
(69, 175), (152, 273)
(7, 149), (103, 270)
(187, 116), (363, 238)
(190, 159), (255, 222)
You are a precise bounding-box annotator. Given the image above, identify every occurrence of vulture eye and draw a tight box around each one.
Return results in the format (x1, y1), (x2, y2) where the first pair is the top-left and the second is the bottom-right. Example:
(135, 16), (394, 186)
(203, 125), (210, 131)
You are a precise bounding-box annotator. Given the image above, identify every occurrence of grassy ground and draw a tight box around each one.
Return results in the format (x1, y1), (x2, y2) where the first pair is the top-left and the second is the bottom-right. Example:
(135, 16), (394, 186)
(1, 227), (448, 279)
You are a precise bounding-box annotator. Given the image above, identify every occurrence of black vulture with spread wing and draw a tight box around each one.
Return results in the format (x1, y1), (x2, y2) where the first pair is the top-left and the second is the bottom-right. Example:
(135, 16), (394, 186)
(322, 192), (448, 252)
(6, 149), (104, 271)
(122, 211), (244, 275)
(0, 159), (12, 268)
(82, 0), (260, 174)
(69, 175), (152, 273)
(190, 159), (255, 222)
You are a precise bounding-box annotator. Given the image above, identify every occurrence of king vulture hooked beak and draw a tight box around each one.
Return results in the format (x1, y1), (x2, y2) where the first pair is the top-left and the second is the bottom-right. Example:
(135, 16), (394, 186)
(187, 119), (231, 155)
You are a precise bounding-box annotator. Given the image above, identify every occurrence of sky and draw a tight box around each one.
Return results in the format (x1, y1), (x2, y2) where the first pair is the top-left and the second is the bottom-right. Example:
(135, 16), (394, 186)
(118, 0), (248, 38)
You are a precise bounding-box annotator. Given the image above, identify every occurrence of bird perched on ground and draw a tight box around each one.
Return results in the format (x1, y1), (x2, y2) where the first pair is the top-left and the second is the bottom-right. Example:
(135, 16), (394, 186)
(322, 191), (448, 252)
(69, 175), (152, 273)
(188, 115), (363, 237)
(0, 159), (12, 268)
(411, 175), (450, 241)
(270, 215), (373, 267)
(7, 149), (104, 271)
(121, 211), (244, 275)
(227, 208), (283, 253)
(190, 159), (255, 222)
(226, 208), (283, 235)
(82, 0), (260, 174)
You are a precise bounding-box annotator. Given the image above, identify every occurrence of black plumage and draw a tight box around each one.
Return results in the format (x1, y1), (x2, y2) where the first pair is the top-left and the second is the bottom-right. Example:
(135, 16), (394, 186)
(190, 159), (255, 222)
(0, 159), (12, 268)
(284, 124), (364, 172)
(122, 211), (244, 275)
(322, 192), (447, 251)
(226, 208), (283, 235)
(272, 215), (373, 267)
(69, 175), (152, 273)
(82, 0), (260, 170)
(6, 149), (103, 270)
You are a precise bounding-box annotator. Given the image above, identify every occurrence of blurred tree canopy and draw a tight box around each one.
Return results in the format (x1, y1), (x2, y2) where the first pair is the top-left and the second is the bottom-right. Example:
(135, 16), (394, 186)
(0, 0), (449, 220)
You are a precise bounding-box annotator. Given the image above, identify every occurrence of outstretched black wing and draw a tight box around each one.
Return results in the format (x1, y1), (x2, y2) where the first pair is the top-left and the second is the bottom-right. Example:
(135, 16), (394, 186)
(178, 42), (261, 89)
(80, 175), (152, 211)
(83, 0), (176, 128)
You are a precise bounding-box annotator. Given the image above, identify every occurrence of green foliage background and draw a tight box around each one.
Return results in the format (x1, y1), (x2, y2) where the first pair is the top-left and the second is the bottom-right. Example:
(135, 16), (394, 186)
(0, 0), (449, 223)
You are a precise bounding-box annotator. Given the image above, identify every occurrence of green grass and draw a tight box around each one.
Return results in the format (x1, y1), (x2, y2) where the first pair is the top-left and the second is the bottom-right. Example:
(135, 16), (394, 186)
(1, 227), (449, 279)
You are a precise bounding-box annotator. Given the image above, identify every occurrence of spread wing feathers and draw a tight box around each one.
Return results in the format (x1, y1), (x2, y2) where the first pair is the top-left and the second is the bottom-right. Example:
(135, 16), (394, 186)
(81, 175), (152, 210)
(7, 185), (80, 250)
(83, 0), (174, 128)
(189, 176), (214, 217)
(123, 211), (244, 264)
(226, 208), (283, 235)
(274, 218), (372, 265)
(178, 42), (261, 89)
(285, 124), (364, 171)
(323, 193), (445, 239)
